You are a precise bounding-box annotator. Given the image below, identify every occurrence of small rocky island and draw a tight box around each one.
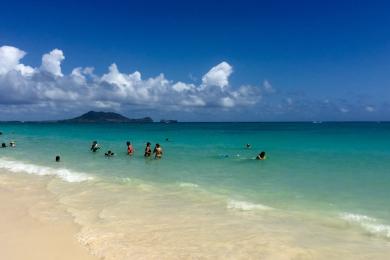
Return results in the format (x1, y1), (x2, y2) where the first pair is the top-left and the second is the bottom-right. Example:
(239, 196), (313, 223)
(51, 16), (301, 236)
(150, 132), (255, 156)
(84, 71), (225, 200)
(60, 111), (153, 123)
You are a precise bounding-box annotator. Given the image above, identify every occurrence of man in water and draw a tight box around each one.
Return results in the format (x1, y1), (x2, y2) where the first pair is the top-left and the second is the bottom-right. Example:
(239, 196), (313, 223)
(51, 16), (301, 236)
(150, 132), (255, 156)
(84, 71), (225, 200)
(10, 141), (16, 147)
(144, 142), (152, 157)
(153, 143), (163, 159)
(126, 141), (134, 155)
(90, 141), (100, 152)
(256, 151), (266, 160)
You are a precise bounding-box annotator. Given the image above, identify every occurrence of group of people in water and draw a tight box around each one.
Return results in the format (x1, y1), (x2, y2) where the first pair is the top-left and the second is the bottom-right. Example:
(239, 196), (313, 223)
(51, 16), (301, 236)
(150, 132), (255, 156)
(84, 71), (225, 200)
(1, 132), (265, 162)
(90, 141), (163, 159)
(1, 141), (16, 148)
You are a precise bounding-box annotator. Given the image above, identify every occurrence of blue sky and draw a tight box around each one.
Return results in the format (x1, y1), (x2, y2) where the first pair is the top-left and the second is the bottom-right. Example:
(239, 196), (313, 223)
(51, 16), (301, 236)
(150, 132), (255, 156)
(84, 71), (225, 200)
(0, 0), (389, 121)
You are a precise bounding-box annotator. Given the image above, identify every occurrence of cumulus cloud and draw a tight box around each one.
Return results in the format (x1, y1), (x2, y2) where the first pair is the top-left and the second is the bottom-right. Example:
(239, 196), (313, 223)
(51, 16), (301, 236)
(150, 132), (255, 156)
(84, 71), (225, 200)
(0, 45), (267, 116)
(0, 46), (35, 76)
(41, 49), (65, 76)
(365, 106), (375, 112)
(201, 61), (232, 88)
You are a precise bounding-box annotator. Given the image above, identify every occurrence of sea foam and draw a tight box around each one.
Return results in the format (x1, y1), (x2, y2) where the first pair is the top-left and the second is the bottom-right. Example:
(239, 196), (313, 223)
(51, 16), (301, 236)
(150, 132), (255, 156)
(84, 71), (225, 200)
(340, 212), (390, 238)
(178, 182), (199, 188)
(0, 158), (93, 183)
(227, 199), (273, 211)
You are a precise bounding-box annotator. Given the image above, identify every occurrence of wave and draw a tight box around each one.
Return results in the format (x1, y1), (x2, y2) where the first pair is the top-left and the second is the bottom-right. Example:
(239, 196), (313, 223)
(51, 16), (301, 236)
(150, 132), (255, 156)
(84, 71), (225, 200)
(178, 182), (199, 188)
(227, 199), (273, 211)
(0, 158), (93, 183)
(340, 213), (390, 238)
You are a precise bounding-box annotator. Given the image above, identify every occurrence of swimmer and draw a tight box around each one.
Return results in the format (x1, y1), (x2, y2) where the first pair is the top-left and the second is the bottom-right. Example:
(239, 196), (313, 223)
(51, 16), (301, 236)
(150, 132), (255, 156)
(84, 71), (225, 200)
(55, 155), (60, 162)
(144, 142), (152, 157)
(153, 143), (163, 159)
(246, 144), (251, 149)
(90, 141), (100, 152)
(1, 143), (6, 148)
(105, 150), (115, 157)
(126, 141), (134, 155)
(9, 141), (16, 147)
(256, 151), (266, 160)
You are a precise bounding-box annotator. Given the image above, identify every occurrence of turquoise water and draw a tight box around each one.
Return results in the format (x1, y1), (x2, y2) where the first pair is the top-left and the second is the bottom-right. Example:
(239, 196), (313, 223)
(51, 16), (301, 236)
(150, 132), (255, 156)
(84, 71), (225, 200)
(1, 122), (390, 248)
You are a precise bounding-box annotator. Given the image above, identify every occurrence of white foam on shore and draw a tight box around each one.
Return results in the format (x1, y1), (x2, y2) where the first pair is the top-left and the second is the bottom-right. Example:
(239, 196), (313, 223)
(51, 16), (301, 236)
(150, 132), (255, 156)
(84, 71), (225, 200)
(340, 213), (390, 238)
(0, 158), (93, 183)
(227, 199), (273, 211)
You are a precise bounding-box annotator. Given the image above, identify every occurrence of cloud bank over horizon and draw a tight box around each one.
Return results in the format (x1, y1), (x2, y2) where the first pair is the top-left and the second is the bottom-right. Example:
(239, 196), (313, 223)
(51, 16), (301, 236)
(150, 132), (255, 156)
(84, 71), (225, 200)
(0, 45), (273, 120)
(0, 45), (386, 121)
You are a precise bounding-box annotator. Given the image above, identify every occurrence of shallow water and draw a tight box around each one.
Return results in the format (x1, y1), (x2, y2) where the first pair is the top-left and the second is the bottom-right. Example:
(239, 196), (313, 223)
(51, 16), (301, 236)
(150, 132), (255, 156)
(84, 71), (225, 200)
(1, 122), (390, 258)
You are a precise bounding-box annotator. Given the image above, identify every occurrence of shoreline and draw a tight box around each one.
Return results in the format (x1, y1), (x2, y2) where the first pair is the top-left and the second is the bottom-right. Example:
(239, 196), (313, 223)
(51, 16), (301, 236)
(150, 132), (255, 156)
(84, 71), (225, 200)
(0, 171), (97, 260)
(1, 166), (390, 259)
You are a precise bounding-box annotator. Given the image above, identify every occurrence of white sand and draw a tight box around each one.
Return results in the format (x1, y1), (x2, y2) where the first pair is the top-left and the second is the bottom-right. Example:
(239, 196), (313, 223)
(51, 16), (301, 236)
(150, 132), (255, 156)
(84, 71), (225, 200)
(0, 172), (97, 260)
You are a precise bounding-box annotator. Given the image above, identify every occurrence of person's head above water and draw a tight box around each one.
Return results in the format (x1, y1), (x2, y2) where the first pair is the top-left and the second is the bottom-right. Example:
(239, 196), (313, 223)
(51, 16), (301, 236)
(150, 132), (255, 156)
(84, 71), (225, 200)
(156, 143), (160, 148)
(257, 151), (266, 160)
(146, 142), (151, 146)
(126, 141), (130, 146)
(105, 150), (114, 156)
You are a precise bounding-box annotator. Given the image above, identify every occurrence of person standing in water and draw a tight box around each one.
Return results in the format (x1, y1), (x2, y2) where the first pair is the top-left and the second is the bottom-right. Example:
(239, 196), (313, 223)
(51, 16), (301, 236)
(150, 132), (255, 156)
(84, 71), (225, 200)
(90, 141), (100, 152)
(144, 142), (152, 157)
(126, 141), (134, 155)
(153, 143), (163, 159)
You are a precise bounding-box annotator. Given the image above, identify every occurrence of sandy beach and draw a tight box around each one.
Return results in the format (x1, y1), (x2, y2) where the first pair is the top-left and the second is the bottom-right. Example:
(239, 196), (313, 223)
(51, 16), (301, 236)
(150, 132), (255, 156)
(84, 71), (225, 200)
(0, 172), (97, 260)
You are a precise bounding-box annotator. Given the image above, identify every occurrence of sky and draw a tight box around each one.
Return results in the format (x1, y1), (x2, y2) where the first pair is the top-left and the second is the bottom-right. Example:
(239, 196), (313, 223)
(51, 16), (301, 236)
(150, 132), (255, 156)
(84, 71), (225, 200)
(0, 0), (389, 121)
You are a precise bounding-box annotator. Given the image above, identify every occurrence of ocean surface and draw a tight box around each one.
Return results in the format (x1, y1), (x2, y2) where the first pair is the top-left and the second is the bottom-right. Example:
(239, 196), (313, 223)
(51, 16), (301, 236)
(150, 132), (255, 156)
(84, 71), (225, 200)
(1, 122), (390, 259)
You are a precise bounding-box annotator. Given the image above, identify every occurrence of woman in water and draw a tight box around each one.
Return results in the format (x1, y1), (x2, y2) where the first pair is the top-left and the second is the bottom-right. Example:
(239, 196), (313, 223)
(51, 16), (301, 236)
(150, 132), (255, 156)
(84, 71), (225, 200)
(256, 151), (266, 160)
(144, 142), (152, 157)
(126, 141), (134, 155)
(153, 143), (163, 159)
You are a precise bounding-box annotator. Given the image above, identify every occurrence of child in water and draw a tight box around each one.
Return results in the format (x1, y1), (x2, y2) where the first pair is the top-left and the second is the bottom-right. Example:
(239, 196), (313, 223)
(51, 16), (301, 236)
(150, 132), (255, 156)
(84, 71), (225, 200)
(144, 142), (152, 157)
(126, 141), (134, 155)
(153, 143), (163, 159)
(256, 151), (266, 160)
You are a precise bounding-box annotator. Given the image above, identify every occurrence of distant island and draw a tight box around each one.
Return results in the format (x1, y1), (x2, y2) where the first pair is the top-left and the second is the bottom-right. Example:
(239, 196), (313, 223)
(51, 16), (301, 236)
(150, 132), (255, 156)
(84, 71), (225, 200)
(0, 111), (181, 124)
(60, 111), (153, 123)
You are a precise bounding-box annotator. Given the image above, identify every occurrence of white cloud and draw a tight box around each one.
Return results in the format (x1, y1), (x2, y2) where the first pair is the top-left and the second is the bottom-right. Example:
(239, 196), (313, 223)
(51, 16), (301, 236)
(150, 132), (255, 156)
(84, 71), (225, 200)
(340, 107), (349, 113)
(220, 97), (235, 107)
(0, 46), (35, 76)
(172, 82), (195, 92)
(41, 49), (65, 77)
(0, 45), (267, 116)
(262, 80), (275, 93)
(365, 106), (375, 112)
(201, 61), (232, 88)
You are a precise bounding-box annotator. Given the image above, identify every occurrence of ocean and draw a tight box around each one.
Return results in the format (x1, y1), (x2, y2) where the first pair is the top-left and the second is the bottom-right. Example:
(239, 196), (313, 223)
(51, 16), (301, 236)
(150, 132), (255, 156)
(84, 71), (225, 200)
(1, 122), (390, 259)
